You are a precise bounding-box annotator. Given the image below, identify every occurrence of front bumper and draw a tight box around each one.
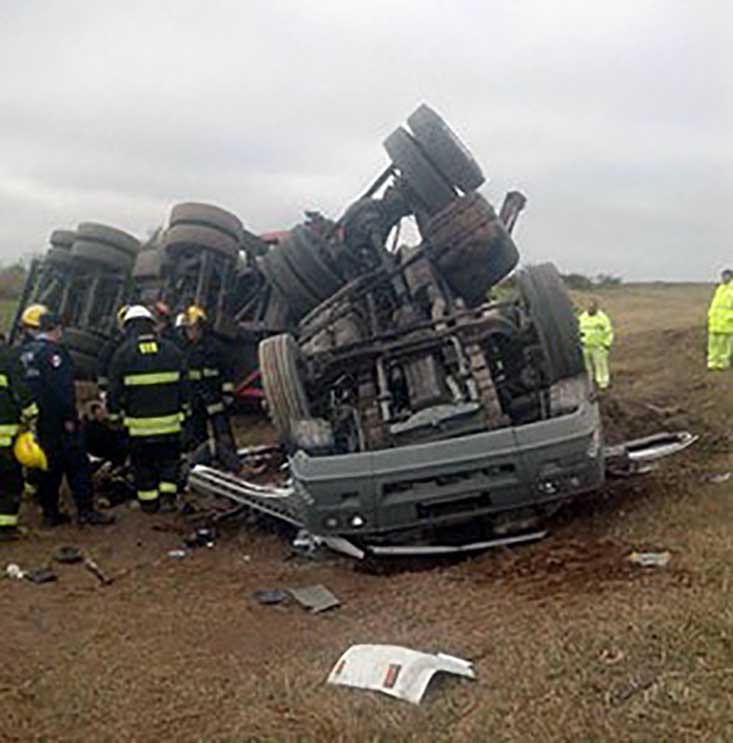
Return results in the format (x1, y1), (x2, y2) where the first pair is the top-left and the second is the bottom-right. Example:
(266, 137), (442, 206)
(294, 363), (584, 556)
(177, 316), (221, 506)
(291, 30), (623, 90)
(291, 400), (604, 539)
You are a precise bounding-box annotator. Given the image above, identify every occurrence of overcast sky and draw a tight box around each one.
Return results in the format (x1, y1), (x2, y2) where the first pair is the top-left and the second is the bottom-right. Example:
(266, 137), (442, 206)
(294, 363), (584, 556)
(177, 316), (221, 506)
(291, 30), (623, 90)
(1, 0), (730, 280)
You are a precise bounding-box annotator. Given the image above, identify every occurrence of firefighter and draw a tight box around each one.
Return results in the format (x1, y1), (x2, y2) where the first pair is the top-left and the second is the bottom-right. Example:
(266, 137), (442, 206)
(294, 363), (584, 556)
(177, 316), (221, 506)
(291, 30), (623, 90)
(0, 336), (40, 540)
(23, 310), (114, 526)
(579, 299), (614, 390)
(707, 269), (733, 370)
(107, 305), (187, 513)
(97, 305), (129, 396)
(179, 305), (236, 454)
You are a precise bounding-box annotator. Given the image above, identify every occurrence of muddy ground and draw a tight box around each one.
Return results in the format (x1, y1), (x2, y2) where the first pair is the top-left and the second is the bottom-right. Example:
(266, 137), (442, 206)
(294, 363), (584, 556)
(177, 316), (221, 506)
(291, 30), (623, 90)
(1, 283), (732, 743)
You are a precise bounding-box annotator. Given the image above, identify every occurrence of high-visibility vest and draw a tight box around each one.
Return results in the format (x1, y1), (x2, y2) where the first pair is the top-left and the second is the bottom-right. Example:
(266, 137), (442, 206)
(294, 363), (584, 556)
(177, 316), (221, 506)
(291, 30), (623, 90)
(579, 310), (614, 349)
(707, 283), (733, 334)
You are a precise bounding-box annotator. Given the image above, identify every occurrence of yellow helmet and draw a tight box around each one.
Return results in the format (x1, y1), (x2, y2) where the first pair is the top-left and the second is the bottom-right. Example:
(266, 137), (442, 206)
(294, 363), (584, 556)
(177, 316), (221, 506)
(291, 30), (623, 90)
(20, 304), (49, 329)
(14, 432), (48, 471)
(116, 305), (130, 329)
(184, 305), (208, 326)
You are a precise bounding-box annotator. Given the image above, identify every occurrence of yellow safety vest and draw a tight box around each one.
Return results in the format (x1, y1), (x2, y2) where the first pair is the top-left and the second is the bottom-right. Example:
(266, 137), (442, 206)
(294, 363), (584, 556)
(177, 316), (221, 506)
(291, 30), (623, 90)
(707, 283), (733, 334)
(579, 310), (614, 349)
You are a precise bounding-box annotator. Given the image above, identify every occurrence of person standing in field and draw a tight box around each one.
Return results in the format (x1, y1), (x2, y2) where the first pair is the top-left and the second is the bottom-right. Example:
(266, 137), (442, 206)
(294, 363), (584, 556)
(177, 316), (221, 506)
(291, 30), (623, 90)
(578, 299), (614, 390)
(706, 269), (733, 371)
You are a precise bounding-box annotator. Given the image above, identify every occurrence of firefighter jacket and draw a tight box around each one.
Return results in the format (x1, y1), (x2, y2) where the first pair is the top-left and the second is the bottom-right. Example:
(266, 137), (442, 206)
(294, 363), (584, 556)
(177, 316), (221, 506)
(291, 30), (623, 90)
(0, 342), (38, 447)
(107, 333), (188, 438)
(182, 334), (234, 417)
(708, 282), (733, 334)
(21, 336), (79, 444)
(579, 310), (614, 349)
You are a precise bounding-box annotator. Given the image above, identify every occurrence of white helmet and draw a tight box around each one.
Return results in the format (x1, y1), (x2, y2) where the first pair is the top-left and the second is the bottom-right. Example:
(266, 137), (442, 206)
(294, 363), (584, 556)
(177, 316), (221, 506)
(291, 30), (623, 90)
(174, 312), (186, 328)
(123, 305), (154, 324)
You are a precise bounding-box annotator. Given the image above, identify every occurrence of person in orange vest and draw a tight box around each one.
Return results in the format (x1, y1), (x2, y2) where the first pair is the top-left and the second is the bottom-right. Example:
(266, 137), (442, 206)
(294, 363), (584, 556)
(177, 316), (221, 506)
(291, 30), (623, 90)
(578, 299), (614, 390)
(707, 269), (733, 370)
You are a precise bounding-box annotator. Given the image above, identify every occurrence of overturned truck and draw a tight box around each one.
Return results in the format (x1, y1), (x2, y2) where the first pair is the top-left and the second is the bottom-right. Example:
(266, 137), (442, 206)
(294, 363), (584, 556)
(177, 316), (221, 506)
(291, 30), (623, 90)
(238, 105), (604, 550)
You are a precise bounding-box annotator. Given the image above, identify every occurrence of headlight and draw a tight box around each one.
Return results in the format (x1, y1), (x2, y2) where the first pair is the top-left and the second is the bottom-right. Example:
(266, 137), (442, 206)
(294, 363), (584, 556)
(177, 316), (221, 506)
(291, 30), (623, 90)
(349, 515), (365, 528)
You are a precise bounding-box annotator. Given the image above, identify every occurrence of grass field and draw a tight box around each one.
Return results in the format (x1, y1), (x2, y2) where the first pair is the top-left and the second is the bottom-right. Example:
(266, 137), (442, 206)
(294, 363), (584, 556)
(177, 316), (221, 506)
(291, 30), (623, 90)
(1, 283), (732, 743)
(0, 299), (17, 336)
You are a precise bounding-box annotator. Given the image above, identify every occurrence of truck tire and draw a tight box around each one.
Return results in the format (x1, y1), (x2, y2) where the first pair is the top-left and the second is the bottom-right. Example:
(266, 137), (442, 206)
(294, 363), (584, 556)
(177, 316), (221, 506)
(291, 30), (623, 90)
(49, 230), (76, 250)
(64, 328), (105, 357)
(163, 224), (239, 260)
(282, 227), (343, 301)
(407, 104), (485, 192)
(68, 350), (98, 380)
(132, 249), (164, 280)
(383, 127), (456, 214)
(517, 263), (584, 384)
(170, 203), (244, 242)
(258, 251), (318, 320)
(259, 334), (310, 443)
(45, 247), (78, 269)
(71, 239), (135, 273)
(76, 223), (140, 256)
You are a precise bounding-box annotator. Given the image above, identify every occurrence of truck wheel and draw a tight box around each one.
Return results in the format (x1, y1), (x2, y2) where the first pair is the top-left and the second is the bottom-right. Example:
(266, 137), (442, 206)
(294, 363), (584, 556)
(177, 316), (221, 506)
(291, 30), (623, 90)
(407, 104), (485, 192)
(68, 350), (98, 380)
(71, 239), (135, 273)
(169, 203), (244, 242)
(49, 229), (76, 250)
(517, 263), (584, 383)
(258, 251), (318, 320)
(259, 334), (310, 443)
(64, 328), (105, 356)
(383, 127), (456, 214)
(282, 227), (343, 301)
(132, 248), (164, 280)
(76, 223), (140, 257)
(163, 224), (239, 260)
(45, 247), (78, 269)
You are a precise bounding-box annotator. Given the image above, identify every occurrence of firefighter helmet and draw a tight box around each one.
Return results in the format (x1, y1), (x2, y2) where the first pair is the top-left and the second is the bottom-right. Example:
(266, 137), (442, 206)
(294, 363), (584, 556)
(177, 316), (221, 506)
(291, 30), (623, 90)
(20, 304), (49, 329)
(122, 305), (154, 325)
(184, 305), (208, 326)
(14, 432), (48, 471)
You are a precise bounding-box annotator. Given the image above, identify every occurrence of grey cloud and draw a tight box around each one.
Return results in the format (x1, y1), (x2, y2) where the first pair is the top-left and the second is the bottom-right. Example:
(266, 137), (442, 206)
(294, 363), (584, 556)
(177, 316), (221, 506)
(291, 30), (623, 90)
(0, 0), (730, 280)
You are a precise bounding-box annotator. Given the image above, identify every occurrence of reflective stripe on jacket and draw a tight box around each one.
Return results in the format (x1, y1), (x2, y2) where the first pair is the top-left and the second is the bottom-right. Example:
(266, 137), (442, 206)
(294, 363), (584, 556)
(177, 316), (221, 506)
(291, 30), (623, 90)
(107, 333), (188, 438)
(579, 310), (614, 349)
(708, 283), (733, 334)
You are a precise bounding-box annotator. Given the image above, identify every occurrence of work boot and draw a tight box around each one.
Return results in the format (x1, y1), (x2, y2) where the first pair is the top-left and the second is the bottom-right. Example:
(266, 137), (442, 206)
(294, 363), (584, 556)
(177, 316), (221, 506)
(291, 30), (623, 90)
(140, 499), (160, 515)
(158, 494), (177, 514)
(42, 510), (72, 529)
(78, 509), (115, 526)
(0, 526), (22, 542)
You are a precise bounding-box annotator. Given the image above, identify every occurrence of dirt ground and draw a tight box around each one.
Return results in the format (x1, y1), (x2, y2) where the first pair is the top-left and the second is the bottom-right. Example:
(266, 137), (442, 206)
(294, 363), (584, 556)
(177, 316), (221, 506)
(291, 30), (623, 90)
(2, 283), (732, 743)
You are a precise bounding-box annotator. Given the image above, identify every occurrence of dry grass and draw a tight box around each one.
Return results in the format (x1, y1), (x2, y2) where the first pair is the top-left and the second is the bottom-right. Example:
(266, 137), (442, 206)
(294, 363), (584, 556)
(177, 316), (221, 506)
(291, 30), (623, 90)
(1, 283), (732, 743)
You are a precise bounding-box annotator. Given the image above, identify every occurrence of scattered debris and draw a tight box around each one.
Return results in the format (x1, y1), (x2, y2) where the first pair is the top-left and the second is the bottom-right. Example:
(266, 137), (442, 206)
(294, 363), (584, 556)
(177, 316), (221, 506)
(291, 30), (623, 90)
(327, 644), (475, 704)
(5, 564), (25, 580)
(252, 589), (289, 605)
(288, 584), (340, 613)
(167, 550), (189, 560)
(53, 546), (83, 564)
(599, 648), (625, 665)
(627, 551), (671, 568)
(26, 568), (58, 584)
(184, 527), (216, 549)
(706, 472), (732, 484)
(84, 557), (113, 585)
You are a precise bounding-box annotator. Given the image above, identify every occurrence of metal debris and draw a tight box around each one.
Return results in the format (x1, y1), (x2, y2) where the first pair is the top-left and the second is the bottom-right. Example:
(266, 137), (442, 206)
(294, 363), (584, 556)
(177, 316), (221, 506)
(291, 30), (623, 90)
(252, 589), (289, 605)
(84, 557), (113, 585)
(327, 644), (475, 704)
(5, 564), (25, 580)
(287, 585), (340, 613)
(53, 545), (83, 564)
(627, 551), (671, 568)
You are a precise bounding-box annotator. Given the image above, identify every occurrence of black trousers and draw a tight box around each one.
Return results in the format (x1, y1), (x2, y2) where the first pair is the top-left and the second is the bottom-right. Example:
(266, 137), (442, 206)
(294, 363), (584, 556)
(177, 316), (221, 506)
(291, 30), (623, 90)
(129, 435), (181, 504)
(38, 431), (93, 517)
(184, 407), (209, 452)
(0, 447), (24, 527)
